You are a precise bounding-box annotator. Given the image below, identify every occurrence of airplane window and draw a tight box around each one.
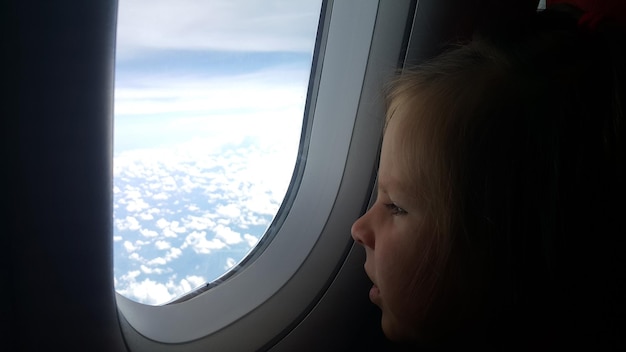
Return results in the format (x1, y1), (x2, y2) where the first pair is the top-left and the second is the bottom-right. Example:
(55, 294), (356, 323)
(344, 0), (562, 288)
(112, 0), (323, 305)
(115, 1), (414, 347)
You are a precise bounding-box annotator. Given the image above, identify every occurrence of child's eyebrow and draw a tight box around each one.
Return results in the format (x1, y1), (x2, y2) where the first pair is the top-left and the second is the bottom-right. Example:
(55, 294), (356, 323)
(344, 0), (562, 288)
(377, 177), (406, 199)
(375, 182), (387, 196)
(377, 172), (404, 192)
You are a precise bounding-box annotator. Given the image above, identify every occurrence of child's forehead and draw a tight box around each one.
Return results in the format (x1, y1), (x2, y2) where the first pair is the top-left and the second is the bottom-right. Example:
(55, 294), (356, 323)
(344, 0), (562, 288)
(385, 92), (415, 127)
(380, 104), (431, 202)
(384, 91), (429, 138)
(383, 105), (408, 137)
(382, 109), (412, 155)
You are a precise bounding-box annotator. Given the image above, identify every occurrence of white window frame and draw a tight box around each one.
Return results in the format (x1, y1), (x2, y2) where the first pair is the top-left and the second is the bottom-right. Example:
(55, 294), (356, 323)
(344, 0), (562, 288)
(115, 0), (415, 350)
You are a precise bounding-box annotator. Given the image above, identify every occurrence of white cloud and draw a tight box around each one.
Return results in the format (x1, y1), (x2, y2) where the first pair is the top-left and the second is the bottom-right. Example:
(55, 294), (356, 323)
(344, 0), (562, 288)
(161, 176), (178, 191)
(122, 270), (142, 280)
(244, 234), (259, 248)
(148, 257), (167, 266)
(241, 213), (269, 227)
(114, 70), (311, 141)
(175, 278), (193, 295)
(184, 215), (215, 231)
(162, 228), (178, 238)
(165, 275), (207, 303)
(116, 269), (210, 305)
(217, 203), (241, 218)
(140, 228), (159, 238)
(217, 218), (231, 226)
(179, 175), (198, 193)
(155, 240), (171, 250)
(123, 240), (138, 253)
(116, 216), (142, 231)
(135, 239), (150, 246)
(128, 252), (142, 261)
(184, 275), (206, 290)
(170, 221), (187, 233)
(154, 220), (187, 238)
(184, 231), (227, 254)
(152, 192), (169, 200)
(155, 218), (170, 229)
(214, 224), (242, 245)
(116, 0), (322, 59)
(139, 212), (155, 220)
(119, 278), (175, 306)
(126, 198), (150, 212)
(124, 189), (143, 199)
(165, 247), (183, 261)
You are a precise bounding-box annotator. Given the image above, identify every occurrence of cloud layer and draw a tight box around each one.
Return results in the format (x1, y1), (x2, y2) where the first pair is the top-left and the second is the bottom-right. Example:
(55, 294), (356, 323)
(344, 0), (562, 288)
(113, 139), (294, 305)
(113, 0), (321, 305)
(116, 0), (322, 59)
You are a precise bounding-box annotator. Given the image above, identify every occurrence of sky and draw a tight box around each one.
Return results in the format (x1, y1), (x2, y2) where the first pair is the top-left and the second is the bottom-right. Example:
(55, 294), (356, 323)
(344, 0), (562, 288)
(113, 0), (322, 305)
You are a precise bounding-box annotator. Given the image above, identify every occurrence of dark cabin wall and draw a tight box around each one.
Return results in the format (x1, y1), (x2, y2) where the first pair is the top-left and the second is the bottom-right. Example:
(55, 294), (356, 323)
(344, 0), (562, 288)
(3, 0), (127, 351)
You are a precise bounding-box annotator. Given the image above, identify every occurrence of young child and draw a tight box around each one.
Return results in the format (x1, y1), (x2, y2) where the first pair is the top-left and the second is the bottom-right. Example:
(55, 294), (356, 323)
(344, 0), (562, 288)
(352, 2), (625, 350)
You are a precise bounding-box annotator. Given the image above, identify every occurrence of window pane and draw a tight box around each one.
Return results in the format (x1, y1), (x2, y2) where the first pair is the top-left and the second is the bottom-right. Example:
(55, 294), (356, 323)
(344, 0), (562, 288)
(113, 0), (322, 306)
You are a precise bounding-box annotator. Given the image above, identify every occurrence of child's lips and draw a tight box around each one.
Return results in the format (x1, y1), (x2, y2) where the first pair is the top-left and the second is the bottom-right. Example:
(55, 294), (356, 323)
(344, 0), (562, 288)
(369, 284), (380, 303)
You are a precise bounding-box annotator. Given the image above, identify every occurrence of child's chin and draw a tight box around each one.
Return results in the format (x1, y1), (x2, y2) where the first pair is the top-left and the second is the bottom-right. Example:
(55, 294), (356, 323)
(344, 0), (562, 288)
(380, 315), (417, 343)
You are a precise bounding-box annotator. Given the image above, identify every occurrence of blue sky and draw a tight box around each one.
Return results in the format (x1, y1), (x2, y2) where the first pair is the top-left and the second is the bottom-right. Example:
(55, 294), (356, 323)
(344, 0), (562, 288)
(113, 0), (322, 305)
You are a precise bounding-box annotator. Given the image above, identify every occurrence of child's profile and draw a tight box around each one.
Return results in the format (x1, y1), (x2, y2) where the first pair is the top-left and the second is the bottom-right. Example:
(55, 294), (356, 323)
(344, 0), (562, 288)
(352, 1), (626, 350)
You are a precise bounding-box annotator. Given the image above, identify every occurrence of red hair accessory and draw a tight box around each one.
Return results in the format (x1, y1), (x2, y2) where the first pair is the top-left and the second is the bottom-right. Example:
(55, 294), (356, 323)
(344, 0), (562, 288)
(547, 0), (626, 30)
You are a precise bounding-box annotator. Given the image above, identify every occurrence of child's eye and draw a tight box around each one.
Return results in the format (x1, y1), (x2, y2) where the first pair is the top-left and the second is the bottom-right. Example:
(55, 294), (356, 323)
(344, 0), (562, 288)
(384, 203), (407, 216)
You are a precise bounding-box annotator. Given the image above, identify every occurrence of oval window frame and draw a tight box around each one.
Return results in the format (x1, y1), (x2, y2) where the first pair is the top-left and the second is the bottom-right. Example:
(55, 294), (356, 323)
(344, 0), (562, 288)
(115, 0), (416, 349)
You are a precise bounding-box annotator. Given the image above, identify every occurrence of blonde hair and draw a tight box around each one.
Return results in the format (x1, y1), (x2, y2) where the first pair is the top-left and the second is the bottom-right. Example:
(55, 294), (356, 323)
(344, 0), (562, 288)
(383, 5), (626, 347)
(383, 55), (502, 341)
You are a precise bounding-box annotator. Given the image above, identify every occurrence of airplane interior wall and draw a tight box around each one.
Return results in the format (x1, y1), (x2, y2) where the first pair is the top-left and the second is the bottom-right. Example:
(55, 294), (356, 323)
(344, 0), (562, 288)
(4, 0), (127, 350)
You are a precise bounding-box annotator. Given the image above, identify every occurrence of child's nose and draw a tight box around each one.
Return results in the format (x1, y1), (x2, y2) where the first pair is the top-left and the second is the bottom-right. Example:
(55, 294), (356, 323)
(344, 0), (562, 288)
(351, 211), (374, 249)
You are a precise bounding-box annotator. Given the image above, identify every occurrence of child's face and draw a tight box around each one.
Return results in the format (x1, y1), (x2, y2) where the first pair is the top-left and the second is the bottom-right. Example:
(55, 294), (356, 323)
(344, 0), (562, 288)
(351, 115), (434, 342)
